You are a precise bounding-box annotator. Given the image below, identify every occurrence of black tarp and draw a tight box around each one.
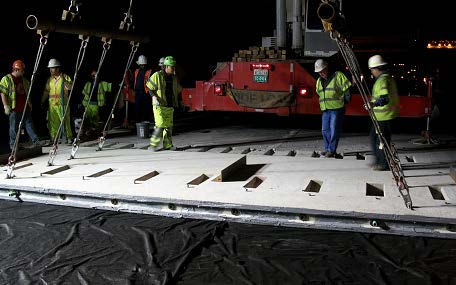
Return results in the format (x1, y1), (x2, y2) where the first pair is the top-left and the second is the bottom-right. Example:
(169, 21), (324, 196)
(1, 199), (455, 285)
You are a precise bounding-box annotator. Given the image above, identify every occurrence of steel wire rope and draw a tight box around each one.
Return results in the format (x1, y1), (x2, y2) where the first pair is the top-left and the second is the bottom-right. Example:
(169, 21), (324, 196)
(47, 36), (90, 166)
(97, 41), (139, 151)
(334, 34), (412, 209)
(70, 39), (111, 159)
(6, 33), (48, 179)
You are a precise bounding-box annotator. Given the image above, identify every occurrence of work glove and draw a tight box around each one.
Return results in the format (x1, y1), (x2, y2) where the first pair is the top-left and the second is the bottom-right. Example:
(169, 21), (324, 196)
(4, 105), (11, 115)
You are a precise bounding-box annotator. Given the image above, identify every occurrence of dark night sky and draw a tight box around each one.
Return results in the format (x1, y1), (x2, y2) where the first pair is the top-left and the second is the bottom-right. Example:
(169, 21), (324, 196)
(1, 0), (453, 87)
(0, 0), (454, 130)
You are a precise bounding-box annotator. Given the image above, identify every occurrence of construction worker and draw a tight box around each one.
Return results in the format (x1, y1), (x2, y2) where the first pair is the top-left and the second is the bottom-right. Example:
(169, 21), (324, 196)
(0, 60), (42, 150)
(146, 55), (182, 151)
(41, 58), (73, 144)
(314, 59), (352, 158)
(81, 70), (112, 135)
(158, 57), (165, 71)
(131, 55), (153, 123)
(367, 55), (399, 171)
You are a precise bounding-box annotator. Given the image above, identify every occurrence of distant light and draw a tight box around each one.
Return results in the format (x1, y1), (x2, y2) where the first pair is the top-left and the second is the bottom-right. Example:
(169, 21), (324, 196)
(426, 40), (456, 49)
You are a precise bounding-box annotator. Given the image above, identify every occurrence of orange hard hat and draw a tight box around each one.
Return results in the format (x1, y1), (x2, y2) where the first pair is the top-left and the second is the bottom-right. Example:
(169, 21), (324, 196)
(12, 60), (25, 70)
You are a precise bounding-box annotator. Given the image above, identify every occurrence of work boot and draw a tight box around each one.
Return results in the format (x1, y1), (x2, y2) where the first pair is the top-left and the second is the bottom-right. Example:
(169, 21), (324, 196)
(324, 151), (335, 158)
(373, 164), (389, 171)
(33, 140), (46, 147)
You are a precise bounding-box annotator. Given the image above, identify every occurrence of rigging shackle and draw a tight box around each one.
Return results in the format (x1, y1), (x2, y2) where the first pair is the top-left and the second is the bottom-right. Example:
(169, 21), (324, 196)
(62, 0), (81, 21)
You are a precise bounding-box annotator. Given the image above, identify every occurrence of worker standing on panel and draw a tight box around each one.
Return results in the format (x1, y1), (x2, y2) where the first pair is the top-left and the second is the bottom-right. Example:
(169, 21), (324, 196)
(0, 60), (42, 150)
(131, 55), (153, 123)
(146, 56), (182, 151)
(41, 58), (73, 144)
(314, 59), (351, 158)
(81, 69), (112, 136)
(367, 55), (399, 171)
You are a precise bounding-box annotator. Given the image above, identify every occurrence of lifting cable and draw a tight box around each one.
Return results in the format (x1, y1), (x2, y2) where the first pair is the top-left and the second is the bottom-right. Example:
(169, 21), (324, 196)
(335, 37), (412, 209)
(97, 41), (139, 151)
(318, 1), (413, 209)
(6, 32), (49, 179)
(47, 35), (90, 166)
(70, 38), (112, 160)
(97, 0), (137, 150)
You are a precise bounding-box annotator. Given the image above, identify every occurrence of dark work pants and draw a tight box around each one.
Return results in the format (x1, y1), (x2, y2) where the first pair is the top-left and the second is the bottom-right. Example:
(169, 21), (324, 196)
(370, 120), (392, 168)
(134, 91), (152, 123)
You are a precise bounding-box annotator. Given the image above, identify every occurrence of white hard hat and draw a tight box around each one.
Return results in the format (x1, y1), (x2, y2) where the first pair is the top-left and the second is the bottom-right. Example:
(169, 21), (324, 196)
(368, 55), (387, 69)
(47, 58), (61, 68)
(158, 57), (165, 67)
(314, 59), (328, 73)
(137, 55), (147, 65)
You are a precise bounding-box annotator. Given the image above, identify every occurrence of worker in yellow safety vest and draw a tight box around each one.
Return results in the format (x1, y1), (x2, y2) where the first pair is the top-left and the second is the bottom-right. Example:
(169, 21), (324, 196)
(0, 60), (42, 150)
(146, 56), (182, 151)
(41, 58), (73, 144)
(315, 58), (352, 158)
(81, 70), (112, 133)
(367, 54), (399, 171)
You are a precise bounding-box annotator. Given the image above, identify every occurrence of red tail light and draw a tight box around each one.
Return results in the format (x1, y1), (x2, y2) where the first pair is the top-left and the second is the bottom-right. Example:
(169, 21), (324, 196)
(214, 84), (225, 96)
(298, 88), (308, 96)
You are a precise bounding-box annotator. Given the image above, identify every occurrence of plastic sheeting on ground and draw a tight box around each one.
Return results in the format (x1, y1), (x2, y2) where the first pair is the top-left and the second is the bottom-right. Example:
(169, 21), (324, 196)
(0, 199), (455, 284)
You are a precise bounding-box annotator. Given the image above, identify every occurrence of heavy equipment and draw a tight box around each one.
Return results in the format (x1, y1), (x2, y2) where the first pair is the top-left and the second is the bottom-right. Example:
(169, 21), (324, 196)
(181, 0), (433, 119)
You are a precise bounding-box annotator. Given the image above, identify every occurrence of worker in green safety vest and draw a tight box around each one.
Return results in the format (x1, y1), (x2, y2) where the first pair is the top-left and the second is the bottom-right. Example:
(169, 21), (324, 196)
(81, 69), (112, 135)
(146, 56), (182, 151)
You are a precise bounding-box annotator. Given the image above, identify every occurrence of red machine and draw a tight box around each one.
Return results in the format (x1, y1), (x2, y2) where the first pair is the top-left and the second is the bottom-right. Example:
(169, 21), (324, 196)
(182, 60), (432, 118)
(181, 0), (432, 119)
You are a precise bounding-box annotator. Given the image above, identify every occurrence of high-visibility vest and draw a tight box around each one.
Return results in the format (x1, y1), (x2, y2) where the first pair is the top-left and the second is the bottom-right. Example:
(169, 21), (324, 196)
(45, 74), (72, 106)
(146, 70), (182, 108)
(134, 69), (153, 93)
(316, 71), (351, 111)
(371, 73), (399, 121)
(82, 81), (112, 107)
(0, 74), (30, 109)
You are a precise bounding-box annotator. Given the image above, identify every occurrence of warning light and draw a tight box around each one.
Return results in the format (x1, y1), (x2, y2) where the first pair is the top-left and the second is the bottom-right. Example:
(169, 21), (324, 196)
(298, 88), (308, 96)
(250, 63), (275, 71)
(214, 84), (225, 96)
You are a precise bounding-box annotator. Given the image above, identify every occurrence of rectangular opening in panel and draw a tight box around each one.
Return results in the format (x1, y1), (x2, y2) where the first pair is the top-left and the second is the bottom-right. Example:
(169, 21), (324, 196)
(134, 171), (159, 184)
(243, 176), (264, 189)
(187, 174), (210, 187)
(303, 180), (322, 193)
(428, 186), (445, 200)
(366, 183), (384, 197)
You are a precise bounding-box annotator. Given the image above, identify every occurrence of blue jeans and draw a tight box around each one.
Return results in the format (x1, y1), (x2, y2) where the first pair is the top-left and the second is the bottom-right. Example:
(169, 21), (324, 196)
(9, 111), (39, 148)
(321, 108), (345, 153)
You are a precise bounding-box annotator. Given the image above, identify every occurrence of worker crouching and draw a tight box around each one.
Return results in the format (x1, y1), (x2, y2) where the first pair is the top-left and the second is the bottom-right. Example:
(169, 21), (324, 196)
(146, 56), (182, 151)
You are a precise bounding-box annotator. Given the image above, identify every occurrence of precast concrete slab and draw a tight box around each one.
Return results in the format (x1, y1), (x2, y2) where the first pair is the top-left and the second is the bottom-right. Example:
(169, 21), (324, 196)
(1, 142), (456, 239)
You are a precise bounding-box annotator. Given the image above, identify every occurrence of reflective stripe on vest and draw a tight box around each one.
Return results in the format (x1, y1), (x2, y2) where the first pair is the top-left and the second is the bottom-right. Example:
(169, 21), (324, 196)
(316, 71), (351, 111)
(372, 73), (399, 121)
